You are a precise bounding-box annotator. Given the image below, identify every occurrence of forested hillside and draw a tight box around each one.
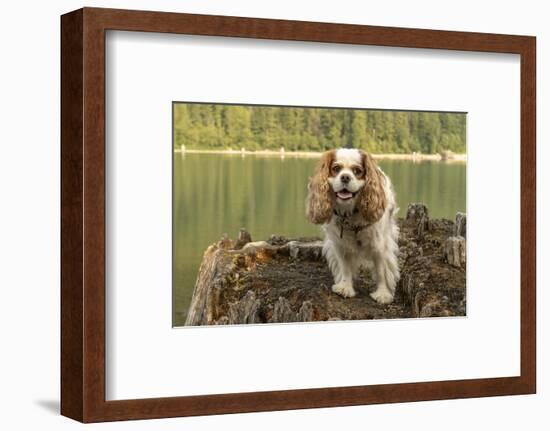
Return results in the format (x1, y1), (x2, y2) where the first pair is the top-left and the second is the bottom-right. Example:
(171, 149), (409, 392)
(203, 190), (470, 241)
(173, 103), (466, 154)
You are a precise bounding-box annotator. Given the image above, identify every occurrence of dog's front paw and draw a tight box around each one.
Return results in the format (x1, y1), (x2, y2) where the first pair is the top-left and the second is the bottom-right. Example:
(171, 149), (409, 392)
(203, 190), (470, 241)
(332, 282), (356, 298)
(370, 287), (394, 304)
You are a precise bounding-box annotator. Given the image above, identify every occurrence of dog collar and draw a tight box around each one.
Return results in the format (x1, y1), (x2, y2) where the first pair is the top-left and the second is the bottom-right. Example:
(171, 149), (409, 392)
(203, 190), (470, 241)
(333, 209), (371, 239)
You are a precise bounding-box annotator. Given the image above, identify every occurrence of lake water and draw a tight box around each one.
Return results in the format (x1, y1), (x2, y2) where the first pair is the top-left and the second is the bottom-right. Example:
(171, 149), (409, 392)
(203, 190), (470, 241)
(173, 153), (466, 326)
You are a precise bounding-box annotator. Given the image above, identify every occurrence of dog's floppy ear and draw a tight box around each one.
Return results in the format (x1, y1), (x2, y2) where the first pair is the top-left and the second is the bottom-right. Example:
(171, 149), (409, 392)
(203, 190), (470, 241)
(357, 151), (387, 223)
(306, 150), (335, 224)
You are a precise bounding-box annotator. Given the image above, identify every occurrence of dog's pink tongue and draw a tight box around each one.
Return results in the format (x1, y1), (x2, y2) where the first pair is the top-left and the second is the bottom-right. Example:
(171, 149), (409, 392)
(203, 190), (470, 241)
(337, 191), (353, 199)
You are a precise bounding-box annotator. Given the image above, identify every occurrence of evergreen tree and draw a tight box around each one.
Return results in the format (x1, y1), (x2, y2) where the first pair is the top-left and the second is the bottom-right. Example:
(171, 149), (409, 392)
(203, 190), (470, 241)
(173, 104), (466, 154)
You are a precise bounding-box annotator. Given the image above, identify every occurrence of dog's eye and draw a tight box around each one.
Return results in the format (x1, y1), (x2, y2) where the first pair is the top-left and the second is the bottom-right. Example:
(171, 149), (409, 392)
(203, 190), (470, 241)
(331, 165), (341, 175)
(352, 167), (363, 176)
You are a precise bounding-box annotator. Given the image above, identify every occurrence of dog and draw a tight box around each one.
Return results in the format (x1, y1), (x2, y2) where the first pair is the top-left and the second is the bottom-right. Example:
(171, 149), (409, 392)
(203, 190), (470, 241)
(306, 148), (400, 304)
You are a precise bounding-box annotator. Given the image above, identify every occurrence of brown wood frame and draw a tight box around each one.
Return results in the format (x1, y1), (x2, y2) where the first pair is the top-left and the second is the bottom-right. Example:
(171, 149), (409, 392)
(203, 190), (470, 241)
(61, 7), (536, 423)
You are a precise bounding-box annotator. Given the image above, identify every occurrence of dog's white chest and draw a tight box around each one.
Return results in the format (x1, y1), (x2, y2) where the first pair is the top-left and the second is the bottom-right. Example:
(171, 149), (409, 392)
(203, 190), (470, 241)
(325, 215), (377, 254)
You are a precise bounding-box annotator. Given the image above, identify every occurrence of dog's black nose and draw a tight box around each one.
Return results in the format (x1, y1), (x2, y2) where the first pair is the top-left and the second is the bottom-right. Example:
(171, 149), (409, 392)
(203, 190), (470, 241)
(340, 174), (351, 184)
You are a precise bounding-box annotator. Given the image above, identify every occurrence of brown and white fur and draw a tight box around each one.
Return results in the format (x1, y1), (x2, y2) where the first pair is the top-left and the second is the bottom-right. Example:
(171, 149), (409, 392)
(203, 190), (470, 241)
(306, 148), (400, 304)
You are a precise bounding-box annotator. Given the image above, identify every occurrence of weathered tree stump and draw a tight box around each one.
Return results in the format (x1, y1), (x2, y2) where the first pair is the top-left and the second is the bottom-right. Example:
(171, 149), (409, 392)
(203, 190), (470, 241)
(184, 204), (467, 325)
(227, 290), (260, 324)
(444, 236), (466, 268)
(455, 212), (467, 238)
(288, 240), (324, 260)
(405, 203), (432, 239)
(406, 203), (429, 223)
(234, 228), (252, 249)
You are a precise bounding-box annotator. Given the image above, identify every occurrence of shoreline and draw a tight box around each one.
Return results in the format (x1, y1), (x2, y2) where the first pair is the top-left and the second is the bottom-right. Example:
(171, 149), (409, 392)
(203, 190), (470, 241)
(174, 148), (467, 162)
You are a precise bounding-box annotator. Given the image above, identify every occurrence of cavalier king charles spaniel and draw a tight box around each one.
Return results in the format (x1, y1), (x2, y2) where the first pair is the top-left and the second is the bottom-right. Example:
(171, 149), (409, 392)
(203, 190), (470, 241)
(306, 148), (400, 304)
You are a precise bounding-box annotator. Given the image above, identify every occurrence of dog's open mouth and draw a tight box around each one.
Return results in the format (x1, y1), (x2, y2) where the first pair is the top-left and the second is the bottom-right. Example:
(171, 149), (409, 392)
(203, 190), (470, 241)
(335, 189), (357, 201)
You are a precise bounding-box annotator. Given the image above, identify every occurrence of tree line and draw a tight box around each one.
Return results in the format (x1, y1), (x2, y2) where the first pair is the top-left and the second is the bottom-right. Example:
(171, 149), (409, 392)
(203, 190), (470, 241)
(173, 103), (466, 154)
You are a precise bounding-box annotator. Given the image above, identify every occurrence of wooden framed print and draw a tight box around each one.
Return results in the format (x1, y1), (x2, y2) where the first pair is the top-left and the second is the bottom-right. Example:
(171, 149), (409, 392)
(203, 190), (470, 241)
(61, 7), (536, 422)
